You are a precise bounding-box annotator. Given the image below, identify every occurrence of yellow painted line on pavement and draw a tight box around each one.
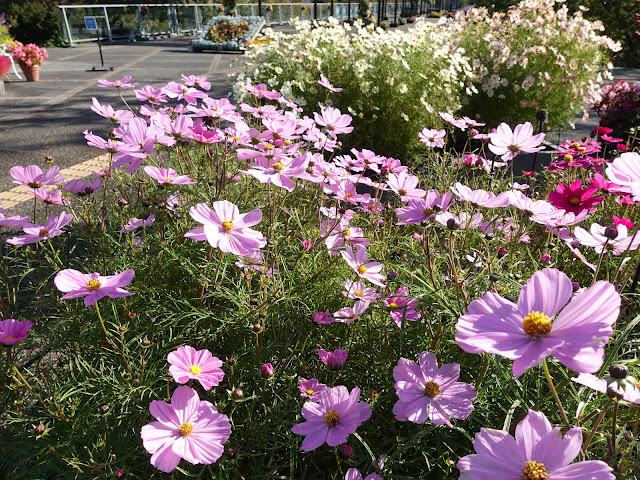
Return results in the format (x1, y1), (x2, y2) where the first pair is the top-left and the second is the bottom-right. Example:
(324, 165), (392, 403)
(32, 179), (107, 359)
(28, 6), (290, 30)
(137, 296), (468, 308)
(0, 154), (109, 209)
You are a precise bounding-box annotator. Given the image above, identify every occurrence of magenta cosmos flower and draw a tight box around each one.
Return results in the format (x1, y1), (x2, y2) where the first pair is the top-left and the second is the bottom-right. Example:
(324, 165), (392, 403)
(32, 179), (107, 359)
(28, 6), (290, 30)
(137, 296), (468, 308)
(318, 73), (343, 93)
(548, 180), (604, 214)
(54, 269), (135, 306)
(488, 122), (545, 162)
(572, 372), (640, 404)
(6, 212), (73, 246)
(10, 164), (64, 189)
(168, 345), (224, 391)
(141, 386), (231, 473)
(457, 409), (614, 480)
(340, 245), (386, 287)
(393, 352), (475, 427)
(0, 319), (33, 346)
(318, 348), (348, 370)
(455, 268), (620, 378)
(98, 75), (138, 88)
(185, 201), (266, 256)
(291, 385), (372, 451)
(298, 378), (328, 400)
(345, 469), (383, 480)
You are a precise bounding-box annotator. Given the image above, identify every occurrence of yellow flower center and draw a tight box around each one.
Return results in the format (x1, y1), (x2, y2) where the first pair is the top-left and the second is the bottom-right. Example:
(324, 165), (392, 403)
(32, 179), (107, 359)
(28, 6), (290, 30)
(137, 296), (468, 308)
(87, 279), (102, 291)
(284, 139), (291, 145)
(522, 460), (548, 480)
(398, 189), (407, 196)
(357, 265), (368, 274)
(221, 220), (233, 233)
(577, 146), (586, 153)
(389, 302), (399, 308)
(569, 197), (580, 205)
(272, 161), (284, 172)
(570, 142), (580, 148)
(164, 176), (175, 182)
(563, 154), (573, 162)
(424, 381), (441, 398)
(422, 208), (433, 216)
(353, 290), (363, 296)
(342, 230), (352, 237)
(264, 143), (274, 150)
(323, 409), (341, 427)
(38, 228), (50, 237)
(636, 380), (640, 390)
(189, 365), (202, 375)
(305, 388), (315, 396)
(507, 144), (521, 153)
(345, 193), (353, 199)
(522, 311), (552, 338)
(179, 422), (194, 437)
(6, 335), (13, 340)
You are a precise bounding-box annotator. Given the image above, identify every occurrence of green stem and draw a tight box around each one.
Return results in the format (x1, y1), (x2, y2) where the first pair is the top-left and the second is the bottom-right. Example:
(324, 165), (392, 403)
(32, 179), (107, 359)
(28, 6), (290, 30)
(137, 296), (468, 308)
(94, 301), (110, 341)
(542, 358), (571, 430)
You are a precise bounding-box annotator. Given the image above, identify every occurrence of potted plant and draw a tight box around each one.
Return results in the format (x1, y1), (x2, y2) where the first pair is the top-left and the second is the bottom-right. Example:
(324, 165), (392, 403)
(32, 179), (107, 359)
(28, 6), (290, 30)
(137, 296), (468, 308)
(7, 41), (47, 81)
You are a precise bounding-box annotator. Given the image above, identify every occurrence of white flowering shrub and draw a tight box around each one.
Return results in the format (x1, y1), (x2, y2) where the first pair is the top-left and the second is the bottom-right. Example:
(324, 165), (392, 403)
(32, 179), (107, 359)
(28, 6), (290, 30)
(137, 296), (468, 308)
(441, 0), (621, 128)
(235, 18), (473, 159)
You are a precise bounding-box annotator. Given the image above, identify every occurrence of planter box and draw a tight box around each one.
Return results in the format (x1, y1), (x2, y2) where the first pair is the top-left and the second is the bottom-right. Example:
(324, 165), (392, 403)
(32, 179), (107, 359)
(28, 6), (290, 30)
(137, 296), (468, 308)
(190, 16), (265, 52)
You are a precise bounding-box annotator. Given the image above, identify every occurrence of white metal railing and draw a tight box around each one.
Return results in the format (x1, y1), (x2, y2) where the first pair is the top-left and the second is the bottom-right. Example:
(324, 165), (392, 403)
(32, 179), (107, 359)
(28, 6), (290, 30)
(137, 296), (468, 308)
(57, 2), (455, 46)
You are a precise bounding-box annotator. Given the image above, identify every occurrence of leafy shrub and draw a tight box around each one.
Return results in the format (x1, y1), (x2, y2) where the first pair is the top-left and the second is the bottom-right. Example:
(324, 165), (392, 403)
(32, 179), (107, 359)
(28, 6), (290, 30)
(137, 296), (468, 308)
(235, 18), (474, 160)
(593, 80), (640, 137)
(7, 0), (61, 47)
(208, 20), (249, 42)
(441, 0), (621, 129)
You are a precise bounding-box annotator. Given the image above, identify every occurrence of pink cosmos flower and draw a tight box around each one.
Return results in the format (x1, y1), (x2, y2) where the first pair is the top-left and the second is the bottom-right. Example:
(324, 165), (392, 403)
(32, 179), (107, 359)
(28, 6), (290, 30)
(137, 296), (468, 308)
(10, 165), (64, 189)
(418, 128), (446, 148)
(122, 215), (155, 233)
(185, 201), (266, 256)
(342, 280), (380, 303)
(574, 223), (640, 255)
(28, 187), (68, 206)
(140, 386), (231, 473)
(332, 300), (370, 323)
(144, 166), (196, 185)
(168, 346), (224, 390)
(439, 112), (468, 130)
(0, 205), (30, 227)
(318, 348), (348, 370)
(7, 212), (73, 246)
(451, 183), (511, 209)
(98, 75), (138, 88)
(162, 81), (206, 104)
(290, 385), (372, 451)
(314, 106), (353, 138)
(435, 212), (483, 230)
(395, 191), (452, 225)
(244, 82), (281, 100)
(613, 215), (634, 229)
(387, 172), (426, 202)
(340, 245), (386, 287)
(91, 97), (134, 124)
(0, 319), (33, 345)
(457, 410), (615, 480)
(54, 269), (135, 306)
(345, 469), (383, 480)
(313, 312), (337, 324)
(548, 180), (604, 214)
(181, 74), (211, 91)
(393, 352), (475, 427)
(241, 155), (308, 192)
(455, 268), (620, 378)
(298, 378), (328, 400)
(488, 122), (545, 162)
(134, 85), (168, 104)
(318, 73), (343, 93)
(64, 178), (102, 195)
(384, 286), (421, 328)
(330, 181), (371, 205)
(605, 152), (640, 197)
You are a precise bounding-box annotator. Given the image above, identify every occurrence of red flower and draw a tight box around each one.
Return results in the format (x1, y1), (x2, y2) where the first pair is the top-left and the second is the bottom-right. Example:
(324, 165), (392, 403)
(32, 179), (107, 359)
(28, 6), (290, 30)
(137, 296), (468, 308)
(548, 180), (604, 214)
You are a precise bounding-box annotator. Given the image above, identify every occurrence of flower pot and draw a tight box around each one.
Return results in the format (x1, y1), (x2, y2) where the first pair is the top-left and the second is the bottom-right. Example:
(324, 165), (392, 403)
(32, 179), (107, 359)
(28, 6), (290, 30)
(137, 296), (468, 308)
(19, 62), (40, 82)
(0, 55), (10, 78)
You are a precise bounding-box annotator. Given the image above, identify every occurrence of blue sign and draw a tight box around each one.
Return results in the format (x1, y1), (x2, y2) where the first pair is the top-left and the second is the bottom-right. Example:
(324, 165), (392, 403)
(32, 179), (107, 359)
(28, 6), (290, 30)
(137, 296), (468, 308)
(84, 16), (98, 30)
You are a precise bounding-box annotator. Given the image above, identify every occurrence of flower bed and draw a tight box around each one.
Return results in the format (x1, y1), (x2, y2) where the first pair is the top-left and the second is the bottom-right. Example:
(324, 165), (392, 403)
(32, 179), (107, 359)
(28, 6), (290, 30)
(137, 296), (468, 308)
(1, 72), (640, 479)
(190, 15), (264, 52)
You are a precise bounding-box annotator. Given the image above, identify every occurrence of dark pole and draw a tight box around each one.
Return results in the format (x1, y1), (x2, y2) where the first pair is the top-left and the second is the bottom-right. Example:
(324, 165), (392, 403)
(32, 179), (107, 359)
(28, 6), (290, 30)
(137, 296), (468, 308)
(393, 0), (397, 24)
(259, 0), (263, 17)
(96, 25), (104, 67)
(314, 0), (317, 19)
(401, 0), (405, 18)
(331, 0), (334, 17)
(348, 0), (351, 21)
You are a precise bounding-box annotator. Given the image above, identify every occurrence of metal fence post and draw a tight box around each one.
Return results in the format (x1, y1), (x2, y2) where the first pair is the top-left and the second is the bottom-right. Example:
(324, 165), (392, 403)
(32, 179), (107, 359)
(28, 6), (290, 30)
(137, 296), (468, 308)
(102, 6), (113, 41)
(61, 7), (74, 47)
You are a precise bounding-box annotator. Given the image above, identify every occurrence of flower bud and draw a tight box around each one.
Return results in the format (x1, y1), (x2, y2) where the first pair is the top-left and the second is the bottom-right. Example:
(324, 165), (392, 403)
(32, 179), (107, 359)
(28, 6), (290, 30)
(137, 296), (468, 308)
(535, 109), (548, 123)
(252, 323), (262, 333)
(226, 447), (237, 459)
(250, 298), (259, 305)
(540, 254), (551, 266)
(571, 282), (580, 292)
(387, 271), (397, 280)
(609, 364), (629, 379)
(258, 312), (266, 319)
(115, 469), (126, 479)
(232, 388), (244, 399)
(99, 405), (110, 414)
(261, 363), (274, 378)
(34, 424), (46, 435)
(446, 218), (459, 230)
(227, 357), (237, 366)
(497, 246), (507, 259)
(141, 338), (151, 347)
(604, 226), (618, 240)
(369, 390), (378, 399)
(45, 155), (54, 163)
(338, 444), (353, 459)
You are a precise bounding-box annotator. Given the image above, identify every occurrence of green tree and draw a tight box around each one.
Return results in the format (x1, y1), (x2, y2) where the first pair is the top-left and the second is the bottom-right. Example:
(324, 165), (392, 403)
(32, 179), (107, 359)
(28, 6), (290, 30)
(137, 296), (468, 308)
(6, 0), (62, 46)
